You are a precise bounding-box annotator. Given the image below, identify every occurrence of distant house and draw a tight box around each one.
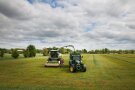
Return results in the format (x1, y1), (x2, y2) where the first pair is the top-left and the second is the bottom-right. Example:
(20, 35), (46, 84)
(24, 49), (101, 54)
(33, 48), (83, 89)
(16, 49), (25, 54)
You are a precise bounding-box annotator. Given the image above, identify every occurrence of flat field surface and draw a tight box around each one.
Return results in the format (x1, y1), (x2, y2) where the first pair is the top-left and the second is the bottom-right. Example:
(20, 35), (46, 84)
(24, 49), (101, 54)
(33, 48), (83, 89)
(0, 54), (135, 90)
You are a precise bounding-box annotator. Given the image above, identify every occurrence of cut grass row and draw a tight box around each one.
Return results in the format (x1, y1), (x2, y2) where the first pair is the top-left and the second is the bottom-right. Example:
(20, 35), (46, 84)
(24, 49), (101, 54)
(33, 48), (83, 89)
(104, 54), (135, 64)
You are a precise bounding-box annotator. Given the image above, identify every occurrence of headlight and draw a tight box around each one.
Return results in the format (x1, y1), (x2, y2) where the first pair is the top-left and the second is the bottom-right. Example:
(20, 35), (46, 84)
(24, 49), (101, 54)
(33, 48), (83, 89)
(76, 60), (80, 64)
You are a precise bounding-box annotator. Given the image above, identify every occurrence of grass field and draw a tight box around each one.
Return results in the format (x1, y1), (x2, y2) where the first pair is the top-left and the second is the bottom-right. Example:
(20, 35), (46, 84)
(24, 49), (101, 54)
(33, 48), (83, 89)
(0, 54), (135, 90)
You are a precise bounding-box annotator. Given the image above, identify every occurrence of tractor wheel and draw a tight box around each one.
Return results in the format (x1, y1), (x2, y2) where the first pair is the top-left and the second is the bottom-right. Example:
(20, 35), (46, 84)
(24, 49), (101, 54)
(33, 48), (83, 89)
(82, 65), (86, 72)
(69, 66), (76, 73)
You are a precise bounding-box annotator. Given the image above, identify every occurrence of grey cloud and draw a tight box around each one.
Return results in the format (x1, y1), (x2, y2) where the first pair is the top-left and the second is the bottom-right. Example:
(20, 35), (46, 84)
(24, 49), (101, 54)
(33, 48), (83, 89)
(127, 24), (135, 29)
(0, 0), (36, 20)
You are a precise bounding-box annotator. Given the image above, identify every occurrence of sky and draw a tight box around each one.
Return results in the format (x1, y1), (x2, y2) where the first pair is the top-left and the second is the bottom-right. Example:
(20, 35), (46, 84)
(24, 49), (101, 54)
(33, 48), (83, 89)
(0, 0), (135, 50)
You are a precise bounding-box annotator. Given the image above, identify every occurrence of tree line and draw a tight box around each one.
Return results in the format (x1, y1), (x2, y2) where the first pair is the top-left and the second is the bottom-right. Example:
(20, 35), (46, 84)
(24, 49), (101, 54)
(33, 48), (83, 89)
(0, 45), (135, 59)
(0, 45), (71, 59)
(0, 45), (36, 59)
(88, 48), (135, 54)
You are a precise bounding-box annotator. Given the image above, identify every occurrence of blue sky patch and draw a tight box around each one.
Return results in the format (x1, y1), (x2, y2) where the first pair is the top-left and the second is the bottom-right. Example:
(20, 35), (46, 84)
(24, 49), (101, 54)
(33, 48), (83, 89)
(27, 0), (64, 8)
(84, 22), (97, 32)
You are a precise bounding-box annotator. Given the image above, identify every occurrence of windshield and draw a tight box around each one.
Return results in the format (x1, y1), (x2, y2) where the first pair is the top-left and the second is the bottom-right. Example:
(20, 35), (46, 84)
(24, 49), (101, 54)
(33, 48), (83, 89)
(50, 51), (58, 58)
(72, 56), (81, 60)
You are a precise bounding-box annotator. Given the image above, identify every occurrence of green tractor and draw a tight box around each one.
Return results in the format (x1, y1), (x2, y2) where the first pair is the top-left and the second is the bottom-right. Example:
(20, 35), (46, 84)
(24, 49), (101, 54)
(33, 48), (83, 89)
(44, 50), (64, 67)
(69, 52), (86, 72)
(64, 45), (86, 73)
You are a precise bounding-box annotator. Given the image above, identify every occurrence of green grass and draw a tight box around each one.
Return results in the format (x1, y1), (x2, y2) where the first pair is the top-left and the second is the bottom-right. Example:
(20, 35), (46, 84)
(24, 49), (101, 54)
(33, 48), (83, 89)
(0, 54), (135, 90)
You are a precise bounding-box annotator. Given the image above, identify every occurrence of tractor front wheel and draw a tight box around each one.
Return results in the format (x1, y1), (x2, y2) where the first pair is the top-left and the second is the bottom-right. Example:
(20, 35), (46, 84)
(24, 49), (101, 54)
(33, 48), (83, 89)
(69, 66), (76, 73)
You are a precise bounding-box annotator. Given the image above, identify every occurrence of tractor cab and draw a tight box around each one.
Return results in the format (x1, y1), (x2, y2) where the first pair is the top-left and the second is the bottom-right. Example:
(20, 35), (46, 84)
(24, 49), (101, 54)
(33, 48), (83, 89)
(70, 53), (81, 63)
(49, 50), (61, 60)
(70, 54), (81, 61)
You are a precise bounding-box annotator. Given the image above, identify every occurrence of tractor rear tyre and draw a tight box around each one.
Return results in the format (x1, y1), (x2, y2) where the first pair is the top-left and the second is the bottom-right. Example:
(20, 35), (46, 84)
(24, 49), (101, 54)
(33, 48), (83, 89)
(82, 65), (86, 72)
(69, 66), (76, 73)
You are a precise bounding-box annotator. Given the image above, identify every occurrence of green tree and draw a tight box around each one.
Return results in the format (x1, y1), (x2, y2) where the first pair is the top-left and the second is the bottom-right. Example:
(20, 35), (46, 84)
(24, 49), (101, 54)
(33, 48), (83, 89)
(101, 48), (106, 54)
(118, 49), (124, 54)
(12, 49), (19, 59)
(130, 50), (134, 54)
(82, 49), (87, 53)
(95, 49), (100, 54)
(104, 48), (110, 54)
(60, 47), (65, 54)
(76, 50), (82, 53)
(67, 49), (71, 53)
(52, 47), (58, 50)
(36, 49), (42, 53)
(0, 48), (4, 57)
(89, 50), (95, 54)
(43, 48), (49, 56)
(23, 50), (30, 58)
(27, 45), (36, 57)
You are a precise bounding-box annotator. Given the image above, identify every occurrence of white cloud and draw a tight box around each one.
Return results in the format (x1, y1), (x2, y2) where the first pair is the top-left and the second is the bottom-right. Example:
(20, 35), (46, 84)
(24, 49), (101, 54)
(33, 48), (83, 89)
(0, 0), (135, 50)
